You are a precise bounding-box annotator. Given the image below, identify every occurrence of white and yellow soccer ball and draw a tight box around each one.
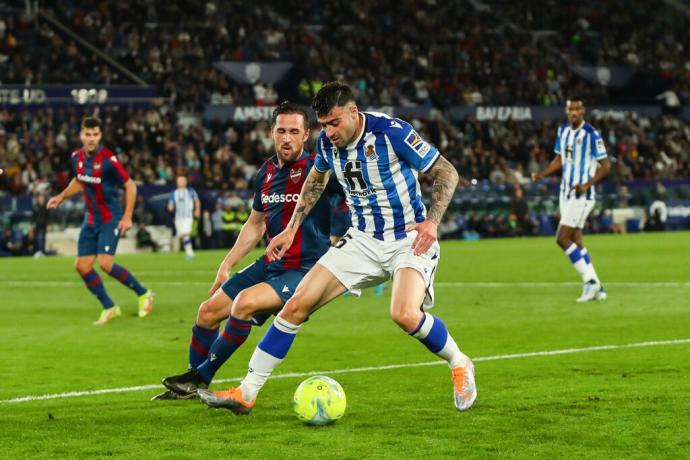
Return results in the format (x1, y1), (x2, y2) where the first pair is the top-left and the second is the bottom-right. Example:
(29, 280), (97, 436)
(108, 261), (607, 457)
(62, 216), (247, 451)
(293, 376), (346, 425)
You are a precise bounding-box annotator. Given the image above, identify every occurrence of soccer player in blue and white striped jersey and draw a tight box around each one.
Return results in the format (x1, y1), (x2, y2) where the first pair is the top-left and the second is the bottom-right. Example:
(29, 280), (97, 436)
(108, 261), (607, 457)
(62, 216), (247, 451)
(532, 97), (611, 302)
(198, 82), (477, 414)
(168, 176), (200, 259)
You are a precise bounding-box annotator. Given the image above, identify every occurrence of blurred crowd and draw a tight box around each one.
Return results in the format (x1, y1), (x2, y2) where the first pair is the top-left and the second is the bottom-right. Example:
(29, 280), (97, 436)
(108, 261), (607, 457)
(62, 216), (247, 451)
(1, 0), (689, 254)
(2, 105), (690, 197)
(2, 0), (689, 107)
(2, 105), (689, 198)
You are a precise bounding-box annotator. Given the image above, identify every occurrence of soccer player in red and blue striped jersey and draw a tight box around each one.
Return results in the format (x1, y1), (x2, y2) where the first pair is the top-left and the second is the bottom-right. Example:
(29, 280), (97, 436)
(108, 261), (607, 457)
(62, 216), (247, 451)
(157, 102), (338, 400)
(47, 117), (153, 325)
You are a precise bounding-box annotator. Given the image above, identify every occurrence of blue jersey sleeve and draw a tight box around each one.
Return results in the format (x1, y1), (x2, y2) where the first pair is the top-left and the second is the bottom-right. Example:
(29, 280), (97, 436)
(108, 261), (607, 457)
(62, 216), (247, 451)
(386, 120), (440, 172)
(189, 188), (198, 201)
(591, 129), (607, 160)
(168, 191), (175, 205)
(314, 136), (331, 173)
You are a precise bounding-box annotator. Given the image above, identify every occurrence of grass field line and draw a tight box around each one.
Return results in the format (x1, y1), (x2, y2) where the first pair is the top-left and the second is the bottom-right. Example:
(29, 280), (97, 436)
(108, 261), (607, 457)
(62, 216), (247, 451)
(3, 338), (689, 404)
(2, 280), (689, 288)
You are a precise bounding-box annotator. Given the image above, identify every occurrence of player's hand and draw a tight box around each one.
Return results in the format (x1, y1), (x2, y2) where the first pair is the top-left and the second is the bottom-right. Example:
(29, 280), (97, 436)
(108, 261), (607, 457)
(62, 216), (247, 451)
(194, 211), (201, 219)
(265, 228), (297, 262)
(574, 182), (591, 194)
(209, 266), (231, 296)
(118, 216), (133, 236)
(531, 172), (542, 182)
(46, 194), (64, 209)
(405, 220), (438, 256)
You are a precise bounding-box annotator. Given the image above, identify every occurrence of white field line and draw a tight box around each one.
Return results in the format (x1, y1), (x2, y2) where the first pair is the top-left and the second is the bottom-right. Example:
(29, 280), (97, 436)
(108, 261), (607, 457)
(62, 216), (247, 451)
(2, 338), (689, 404)
(2, 280), (689, 288)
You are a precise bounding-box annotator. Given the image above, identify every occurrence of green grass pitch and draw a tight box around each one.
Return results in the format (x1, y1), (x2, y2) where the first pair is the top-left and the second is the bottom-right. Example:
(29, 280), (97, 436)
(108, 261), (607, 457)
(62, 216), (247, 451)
(1, 232), (689, 459)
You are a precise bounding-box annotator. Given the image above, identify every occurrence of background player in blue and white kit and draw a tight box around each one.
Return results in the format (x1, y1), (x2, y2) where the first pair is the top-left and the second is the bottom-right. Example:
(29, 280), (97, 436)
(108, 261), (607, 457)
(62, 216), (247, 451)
(198, 82), (477, 413)
(167, 176), (200, 260)
(156, 102), (338, 399)
(47, 117), (154, 325)
(532, 96), (611, 302)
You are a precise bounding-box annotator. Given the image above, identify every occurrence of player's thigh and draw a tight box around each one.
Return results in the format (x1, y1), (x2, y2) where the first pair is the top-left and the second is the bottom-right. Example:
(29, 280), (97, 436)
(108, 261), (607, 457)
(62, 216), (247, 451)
(232, 282), (283, 318)
(284, 264), (348, 318)
(386, 233), (440, 310)
(77, 224), (99, 257)
(317, 230), (387, 298)
(390, 267), (427, 327)
(75, 254), (97, 273)
(97, 222), (120, 256)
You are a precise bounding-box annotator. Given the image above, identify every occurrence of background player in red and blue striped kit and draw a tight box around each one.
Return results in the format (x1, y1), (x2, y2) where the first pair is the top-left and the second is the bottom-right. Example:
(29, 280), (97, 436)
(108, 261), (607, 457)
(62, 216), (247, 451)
(157, 102), (340, 399)
(47, 117), (154, 325)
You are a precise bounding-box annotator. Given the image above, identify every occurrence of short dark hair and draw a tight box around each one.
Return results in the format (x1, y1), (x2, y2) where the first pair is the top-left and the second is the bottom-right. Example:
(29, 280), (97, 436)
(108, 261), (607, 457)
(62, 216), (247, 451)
(311, 81), (356, 118)
(566, 96), (584, 105)
(271, 101), (309, 130)
(81, 117), (102, 130)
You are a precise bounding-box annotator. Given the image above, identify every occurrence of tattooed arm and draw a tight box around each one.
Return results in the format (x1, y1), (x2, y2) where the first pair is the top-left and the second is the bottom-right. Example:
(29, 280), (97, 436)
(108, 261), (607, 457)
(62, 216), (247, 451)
(425, 155), (460, 225)
(266, 168), (332, 261)
(288, 168), (331, 230)
(407, 155), (459, 255)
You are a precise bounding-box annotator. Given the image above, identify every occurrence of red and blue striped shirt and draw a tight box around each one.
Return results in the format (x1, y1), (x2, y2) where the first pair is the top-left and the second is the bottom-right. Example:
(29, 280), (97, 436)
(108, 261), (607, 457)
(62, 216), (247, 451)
(253, 151), (334, 270)
(71, 146), (130, 225)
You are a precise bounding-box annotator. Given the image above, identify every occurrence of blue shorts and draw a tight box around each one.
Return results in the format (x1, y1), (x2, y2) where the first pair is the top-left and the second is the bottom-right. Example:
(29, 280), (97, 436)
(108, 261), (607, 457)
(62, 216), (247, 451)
(78, 222), (120, 257)
(221, 257), (308, 305)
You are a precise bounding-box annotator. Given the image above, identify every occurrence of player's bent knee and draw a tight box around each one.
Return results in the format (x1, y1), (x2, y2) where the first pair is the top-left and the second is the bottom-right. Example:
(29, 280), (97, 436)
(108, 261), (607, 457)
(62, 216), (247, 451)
(231, 291), (256, 319)
(97, 260), (113, 272)
(390, 308), (421, 333)
(74, 259), (91, 275)
(556, 234), (570, 248)
(280, 295), (309, 324)
(197, 298), (227, 326)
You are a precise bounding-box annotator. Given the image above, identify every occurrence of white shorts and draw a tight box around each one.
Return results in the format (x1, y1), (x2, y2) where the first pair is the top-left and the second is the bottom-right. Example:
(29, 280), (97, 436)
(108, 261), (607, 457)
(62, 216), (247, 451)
(175, 218), (193, 236)
(317, 228), (440, 308)
(559, 199), (595, 229)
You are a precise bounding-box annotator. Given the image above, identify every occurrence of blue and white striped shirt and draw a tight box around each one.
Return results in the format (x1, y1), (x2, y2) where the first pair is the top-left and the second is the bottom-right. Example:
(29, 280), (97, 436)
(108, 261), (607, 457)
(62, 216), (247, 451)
(554, 121), (607, 201)
(169, 187), (198, 220)
(315, 112), (440, 241)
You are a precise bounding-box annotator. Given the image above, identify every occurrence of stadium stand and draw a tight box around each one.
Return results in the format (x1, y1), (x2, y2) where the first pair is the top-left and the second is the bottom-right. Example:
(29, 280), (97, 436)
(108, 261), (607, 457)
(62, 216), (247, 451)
(1, 0), (689, 255)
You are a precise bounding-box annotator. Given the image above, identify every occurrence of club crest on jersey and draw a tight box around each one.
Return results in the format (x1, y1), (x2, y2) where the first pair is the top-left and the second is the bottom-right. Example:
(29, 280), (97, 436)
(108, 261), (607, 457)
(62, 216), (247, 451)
(94, 162), (101, 170)
(404, 130), (431, 157)
(365, 144), (379, 161)
(78, 161), (83, 169)
(289, 167), (302, 183)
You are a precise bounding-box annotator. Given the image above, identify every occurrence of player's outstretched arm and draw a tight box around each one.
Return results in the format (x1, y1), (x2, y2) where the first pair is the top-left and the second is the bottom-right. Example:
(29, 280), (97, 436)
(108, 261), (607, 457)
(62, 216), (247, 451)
(209, 209), (266, 295)
(47, 178), (82, 208)
(532, 156), (562, 181)
(265, 168), (331, 262)
(407, 155), (459, 256)
(118, 179), (137, 235)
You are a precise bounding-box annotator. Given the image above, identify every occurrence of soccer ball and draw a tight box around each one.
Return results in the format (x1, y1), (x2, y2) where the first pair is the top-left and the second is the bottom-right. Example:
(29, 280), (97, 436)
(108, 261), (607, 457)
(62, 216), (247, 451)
(293, 376), (346, 425)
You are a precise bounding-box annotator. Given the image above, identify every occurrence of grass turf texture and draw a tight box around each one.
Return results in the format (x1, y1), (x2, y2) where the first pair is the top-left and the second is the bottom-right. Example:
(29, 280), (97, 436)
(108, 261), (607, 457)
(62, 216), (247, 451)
(1, 232), (689, 459)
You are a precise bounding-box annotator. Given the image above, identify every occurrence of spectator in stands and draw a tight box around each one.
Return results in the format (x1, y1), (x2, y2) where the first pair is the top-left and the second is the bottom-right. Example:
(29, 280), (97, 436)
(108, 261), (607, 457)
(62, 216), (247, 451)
(32, 194), (50, 253)
(136, 223), (159, 252)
